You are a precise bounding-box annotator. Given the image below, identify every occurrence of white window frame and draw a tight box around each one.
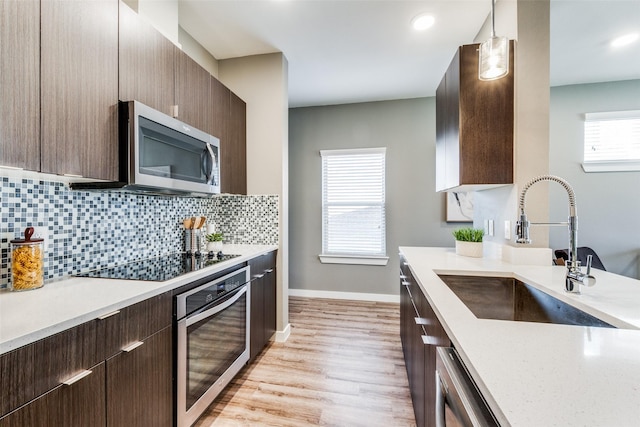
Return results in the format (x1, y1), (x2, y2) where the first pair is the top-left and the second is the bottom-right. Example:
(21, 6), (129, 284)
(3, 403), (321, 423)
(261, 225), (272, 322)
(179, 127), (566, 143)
(582, 110), (640, 173)
(319, 147), (388, 266)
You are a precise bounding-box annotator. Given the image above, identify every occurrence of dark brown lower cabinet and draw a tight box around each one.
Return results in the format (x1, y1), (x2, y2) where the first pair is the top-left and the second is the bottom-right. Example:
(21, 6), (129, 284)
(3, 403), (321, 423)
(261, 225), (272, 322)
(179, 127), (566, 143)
(106, 326), (173, 427)
(400, 257), (450, 427)
(0, 362), (106, 427)
(249, 251), (277, 360)
(0, 292), (174, 427)
(0, 320), (100, 418)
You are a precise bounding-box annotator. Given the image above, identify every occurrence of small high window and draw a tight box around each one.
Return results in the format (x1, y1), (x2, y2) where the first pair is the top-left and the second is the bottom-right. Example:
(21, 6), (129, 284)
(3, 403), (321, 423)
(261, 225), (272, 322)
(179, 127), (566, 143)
(583, 110), (640, 172)
(319, 147), (388, 266)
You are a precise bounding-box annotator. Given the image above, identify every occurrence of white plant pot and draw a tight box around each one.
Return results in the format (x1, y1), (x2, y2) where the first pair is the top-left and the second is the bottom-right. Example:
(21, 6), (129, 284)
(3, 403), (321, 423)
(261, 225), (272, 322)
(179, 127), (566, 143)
(207, 241), (223, 253)
(455, 241), (483, 258)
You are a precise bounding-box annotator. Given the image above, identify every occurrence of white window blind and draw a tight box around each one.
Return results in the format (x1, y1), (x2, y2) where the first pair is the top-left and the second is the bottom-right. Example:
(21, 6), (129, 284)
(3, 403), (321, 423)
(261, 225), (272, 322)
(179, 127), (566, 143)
(320, 148), (386, 261)
(583, 110), (640, 172)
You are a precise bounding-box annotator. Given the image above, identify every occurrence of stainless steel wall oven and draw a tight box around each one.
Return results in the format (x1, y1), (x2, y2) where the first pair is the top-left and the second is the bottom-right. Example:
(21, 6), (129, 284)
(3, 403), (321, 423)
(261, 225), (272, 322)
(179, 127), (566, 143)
(175, 266), (251, 427)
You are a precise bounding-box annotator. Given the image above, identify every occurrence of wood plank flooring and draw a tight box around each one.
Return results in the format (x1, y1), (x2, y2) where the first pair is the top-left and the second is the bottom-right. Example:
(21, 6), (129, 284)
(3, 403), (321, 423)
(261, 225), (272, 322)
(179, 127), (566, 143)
(194, 297), (416, 427)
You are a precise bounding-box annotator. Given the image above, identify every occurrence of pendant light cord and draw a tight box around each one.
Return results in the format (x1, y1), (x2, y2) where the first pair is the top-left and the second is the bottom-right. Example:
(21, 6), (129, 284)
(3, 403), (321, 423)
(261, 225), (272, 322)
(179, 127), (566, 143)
(491, 0), (496, 38)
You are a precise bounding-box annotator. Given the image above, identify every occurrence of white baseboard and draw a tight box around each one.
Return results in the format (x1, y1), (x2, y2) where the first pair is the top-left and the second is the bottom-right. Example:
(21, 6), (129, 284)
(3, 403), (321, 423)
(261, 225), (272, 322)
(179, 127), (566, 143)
(274, 323), (291, 342)
(288, 288), (399, 303)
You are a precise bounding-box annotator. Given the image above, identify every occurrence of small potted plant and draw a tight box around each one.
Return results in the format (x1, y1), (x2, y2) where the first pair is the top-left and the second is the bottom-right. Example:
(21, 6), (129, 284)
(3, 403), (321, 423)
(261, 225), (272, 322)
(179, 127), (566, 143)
(452, 227), (484, 258)
(206, 232), (224, 253)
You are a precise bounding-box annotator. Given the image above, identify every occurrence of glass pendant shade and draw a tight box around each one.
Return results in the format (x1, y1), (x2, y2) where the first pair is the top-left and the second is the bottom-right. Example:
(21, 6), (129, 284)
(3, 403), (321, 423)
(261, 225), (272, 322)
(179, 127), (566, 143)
(479, 35), (509, 80)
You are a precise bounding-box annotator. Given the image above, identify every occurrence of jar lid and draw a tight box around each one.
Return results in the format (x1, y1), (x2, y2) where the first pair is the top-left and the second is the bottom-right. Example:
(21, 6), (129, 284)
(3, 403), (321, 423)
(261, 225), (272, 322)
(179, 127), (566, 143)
(10, 227), (44, 244)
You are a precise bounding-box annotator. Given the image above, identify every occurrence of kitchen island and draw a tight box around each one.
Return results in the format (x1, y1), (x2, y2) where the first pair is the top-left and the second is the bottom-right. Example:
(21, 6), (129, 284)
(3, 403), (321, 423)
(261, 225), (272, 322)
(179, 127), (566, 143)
(400, 246), (640, 426)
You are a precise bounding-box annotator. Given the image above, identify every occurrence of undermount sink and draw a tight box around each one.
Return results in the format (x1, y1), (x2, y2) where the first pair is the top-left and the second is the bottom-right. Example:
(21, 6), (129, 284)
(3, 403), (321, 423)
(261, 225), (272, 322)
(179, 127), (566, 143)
(437, 275), (615, 328)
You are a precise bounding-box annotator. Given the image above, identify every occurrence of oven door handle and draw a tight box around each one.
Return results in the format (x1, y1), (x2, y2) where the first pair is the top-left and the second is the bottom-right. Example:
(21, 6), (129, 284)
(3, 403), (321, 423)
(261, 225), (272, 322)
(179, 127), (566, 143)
(185, 284), (248, 326)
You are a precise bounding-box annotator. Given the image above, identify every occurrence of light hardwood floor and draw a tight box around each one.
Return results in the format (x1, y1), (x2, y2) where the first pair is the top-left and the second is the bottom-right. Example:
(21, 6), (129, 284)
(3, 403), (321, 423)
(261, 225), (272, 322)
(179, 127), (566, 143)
(194, 296), (417, 427)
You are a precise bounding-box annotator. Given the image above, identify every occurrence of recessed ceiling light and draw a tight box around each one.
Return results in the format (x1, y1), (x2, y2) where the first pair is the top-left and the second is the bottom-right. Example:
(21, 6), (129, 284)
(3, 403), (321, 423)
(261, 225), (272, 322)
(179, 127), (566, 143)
(611, 33), (639, 48)
(411, 14), (435, 31)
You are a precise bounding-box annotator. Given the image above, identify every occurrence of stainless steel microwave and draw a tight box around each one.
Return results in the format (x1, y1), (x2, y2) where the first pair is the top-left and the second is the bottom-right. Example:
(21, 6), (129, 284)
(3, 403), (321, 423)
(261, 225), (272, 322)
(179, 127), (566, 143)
(71, 100), (220, 196)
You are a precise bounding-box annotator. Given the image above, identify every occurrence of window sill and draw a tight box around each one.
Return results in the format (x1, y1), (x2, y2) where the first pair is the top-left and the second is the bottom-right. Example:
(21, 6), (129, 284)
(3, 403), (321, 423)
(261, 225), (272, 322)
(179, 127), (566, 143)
(318, 254), (389, 266)
(582, 161), (640, 173)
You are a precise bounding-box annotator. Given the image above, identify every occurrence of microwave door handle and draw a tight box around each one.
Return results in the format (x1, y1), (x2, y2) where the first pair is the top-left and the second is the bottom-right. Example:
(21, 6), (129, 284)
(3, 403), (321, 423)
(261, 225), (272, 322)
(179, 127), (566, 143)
(205, 144), (216, 185)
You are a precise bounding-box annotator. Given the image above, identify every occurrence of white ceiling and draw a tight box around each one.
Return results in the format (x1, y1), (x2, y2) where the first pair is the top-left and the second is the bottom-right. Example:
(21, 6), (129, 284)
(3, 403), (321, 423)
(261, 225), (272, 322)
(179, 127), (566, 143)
(178, 0), (640, 108)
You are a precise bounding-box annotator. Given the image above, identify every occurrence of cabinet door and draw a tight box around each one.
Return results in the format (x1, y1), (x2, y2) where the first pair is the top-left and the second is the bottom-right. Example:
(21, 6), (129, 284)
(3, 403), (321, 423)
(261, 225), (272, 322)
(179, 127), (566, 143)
(410, 291), (427, 427)
(210, 76), (229, 142)
(40, 0), (119, 180)
(176, 50), (212, 133)
(119, 1), (175, 116)
(399, 266), (411, 362)
(106, 327), (173, 427)
(0, 362), (106, 427)
(0, 0), (40, 171)
(249, 251), (277, 360)
(224, 92), (247, 194)
(263, 254), (277, 344)
(458, 43), (514, 186)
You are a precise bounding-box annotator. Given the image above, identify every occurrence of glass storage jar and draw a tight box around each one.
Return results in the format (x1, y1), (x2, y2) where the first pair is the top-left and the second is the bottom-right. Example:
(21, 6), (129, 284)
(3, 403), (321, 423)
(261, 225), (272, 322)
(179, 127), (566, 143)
(10, 227), (44, 291)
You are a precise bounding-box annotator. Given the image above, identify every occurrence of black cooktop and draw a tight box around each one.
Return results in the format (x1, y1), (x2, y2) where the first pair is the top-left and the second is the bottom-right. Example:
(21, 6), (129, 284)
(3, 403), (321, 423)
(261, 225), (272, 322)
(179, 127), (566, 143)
(75, 252), (240, 282)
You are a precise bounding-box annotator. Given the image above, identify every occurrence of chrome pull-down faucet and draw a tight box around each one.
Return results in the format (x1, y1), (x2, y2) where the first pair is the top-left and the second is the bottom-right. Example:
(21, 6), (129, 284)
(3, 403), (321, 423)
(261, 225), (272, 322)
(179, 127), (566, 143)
(515, 175), (596, 293)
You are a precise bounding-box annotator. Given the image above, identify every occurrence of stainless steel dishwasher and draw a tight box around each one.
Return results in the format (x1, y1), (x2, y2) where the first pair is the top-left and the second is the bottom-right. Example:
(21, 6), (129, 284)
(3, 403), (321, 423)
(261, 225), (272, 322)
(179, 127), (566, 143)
(435, 347), (500, 427)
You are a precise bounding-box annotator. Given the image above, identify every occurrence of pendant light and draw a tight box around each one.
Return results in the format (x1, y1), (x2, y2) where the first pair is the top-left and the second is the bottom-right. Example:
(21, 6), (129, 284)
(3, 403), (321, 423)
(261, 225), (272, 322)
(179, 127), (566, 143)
(478, 0), (509, 80)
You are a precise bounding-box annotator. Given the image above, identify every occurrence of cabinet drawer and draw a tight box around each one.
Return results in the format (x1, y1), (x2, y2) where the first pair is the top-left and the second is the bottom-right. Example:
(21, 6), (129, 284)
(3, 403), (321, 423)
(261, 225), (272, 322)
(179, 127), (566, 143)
(0, 321), (99, 417)
(0, 362), (105, 427)
(98, 291), (172, 359)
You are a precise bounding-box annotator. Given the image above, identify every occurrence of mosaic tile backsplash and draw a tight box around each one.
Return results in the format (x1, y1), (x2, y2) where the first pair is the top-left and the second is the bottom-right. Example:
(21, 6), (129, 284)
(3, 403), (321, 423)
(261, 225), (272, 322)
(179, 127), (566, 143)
(0, 175), (278, 288)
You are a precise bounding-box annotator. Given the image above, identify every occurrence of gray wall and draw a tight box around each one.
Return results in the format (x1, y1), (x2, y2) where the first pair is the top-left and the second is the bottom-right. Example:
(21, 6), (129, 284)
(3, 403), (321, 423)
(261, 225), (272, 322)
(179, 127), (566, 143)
(289, 98), (459, 296)
(549, 79), (640, 279)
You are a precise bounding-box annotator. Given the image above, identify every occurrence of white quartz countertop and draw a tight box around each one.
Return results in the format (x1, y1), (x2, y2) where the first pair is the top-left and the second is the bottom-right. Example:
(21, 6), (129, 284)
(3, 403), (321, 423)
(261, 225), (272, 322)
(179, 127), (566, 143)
(399, 246), (640, 427)
(0, 244), (277, 355)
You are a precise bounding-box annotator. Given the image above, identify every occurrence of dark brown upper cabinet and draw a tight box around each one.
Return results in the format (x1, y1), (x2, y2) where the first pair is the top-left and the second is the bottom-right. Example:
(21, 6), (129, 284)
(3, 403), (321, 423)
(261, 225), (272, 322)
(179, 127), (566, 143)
(118, 1), (175, 118)
(175, 50), (213, 135)
(0, 0), (40, 171)
(211, 76), (229, 142)
(40, 0), (119, 180)
(212, 77), (247, 195)
(226, 92), (247, 194)
(435, 42), (515, 192)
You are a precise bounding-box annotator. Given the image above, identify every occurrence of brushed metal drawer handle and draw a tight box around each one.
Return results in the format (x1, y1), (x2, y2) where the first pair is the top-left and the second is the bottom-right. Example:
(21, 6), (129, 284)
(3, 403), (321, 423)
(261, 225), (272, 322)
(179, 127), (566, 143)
(253, 273), (265, 279)
(403, 262), (409, 266)
(122, 341), (144, 353)
(97, 310), (120, 320)
(264, 268), (274, 273)
(421, 335), (439, 345)
(401, 281), (410, 287)
(400, 274), (407, 280)
(414, 317), (430, 325)
(62, 369), (92, 386)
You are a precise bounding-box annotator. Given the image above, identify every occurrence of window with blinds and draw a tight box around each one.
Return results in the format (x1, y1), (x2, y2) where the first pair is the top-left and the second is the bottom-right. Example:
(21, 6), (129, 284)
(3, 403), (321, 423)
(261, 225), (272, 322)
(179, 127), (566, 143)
(583, 110), (640, 172)
(320, 147), (387, 265)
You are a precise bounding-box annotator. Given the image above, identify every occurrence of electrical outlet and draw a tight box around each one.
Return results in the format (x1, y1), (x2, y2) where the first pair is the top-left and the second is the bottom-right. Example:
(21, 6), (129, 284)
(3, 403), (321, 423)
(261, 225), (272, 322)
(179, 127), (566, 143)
(504, 220), (511, 240)
(484, 219), (495, 237)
